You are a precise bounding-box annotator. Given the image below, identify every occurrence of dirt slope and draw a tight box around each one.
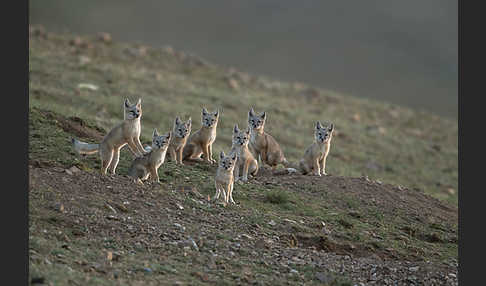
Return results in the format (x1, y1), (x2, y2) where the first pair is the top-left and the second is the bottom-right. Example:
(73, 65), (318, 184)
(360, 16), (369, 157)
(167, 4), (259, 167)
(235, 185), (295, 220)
(28, 109), (458, 285)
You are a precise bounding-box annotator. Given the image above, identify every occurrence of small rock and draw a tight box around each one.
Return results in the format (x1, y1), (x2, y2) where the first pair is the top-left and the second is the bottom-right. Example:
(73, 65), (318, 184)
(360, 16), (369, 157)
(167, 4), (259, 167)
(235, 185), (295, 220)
(283, 218), (297, 224)
(97, 32), (112, 43)
(448, 273), (456, 278)
(191, 271), (209, 282)
(69, 36), (83, 47)
(104, 203), (117, 214)
(241, 234), (253, 240)
(77, 83), (99, 91)
(106, 251), (113, 261)
(268, 220), (276, 226)
(79, 56), (91, 65)
(315, 272), (331, 283)
(164, 46), (175, 55)
(227, 78), (239, 90)
(188, 237), (199, 251)
(409, 266), (419, 272)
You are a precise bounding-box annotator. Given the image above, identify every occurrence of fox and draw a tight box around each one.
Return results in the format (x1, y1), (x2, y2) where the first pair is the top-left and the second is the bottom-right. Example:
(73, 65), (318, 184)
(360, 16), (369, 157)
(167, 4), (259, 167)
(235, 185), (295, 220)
(128, 129), (171, 184)
(298, 121), (334, 176)
(230, 124), (258, 182)
(72, 98), (147, 175)
(182, 108), (219, 164)
(214, 150), (238, 205)
(166, 116), (192, 165)
(247, 108), (291, 171)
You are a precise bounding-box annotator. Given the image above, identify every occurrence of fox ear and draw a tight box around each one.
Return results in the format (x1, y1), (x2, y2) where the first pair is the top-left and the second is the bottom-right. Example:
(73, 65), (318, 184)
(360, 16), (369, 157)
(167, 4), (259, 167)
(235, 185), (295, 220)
(246, 127), (250, 135)
(220, 151), (225, 160)
(234, 124), (239, 133)
(153, 128), (159, 137)
(316, 121), (322, 130)
(249, 108), (255, 117)
(202, 108), (208, 115)
(328, 123), (334, 132)
(166, 131), (172, 139)
(214, 109), (219, 117)
(187, 117), (192, 126)
(125, 98), (131, 108)
(231, 153), (237, 161)
(136, 98), (142, 107)
(175, 117), (181, 125)
(260, 112), (266, 119)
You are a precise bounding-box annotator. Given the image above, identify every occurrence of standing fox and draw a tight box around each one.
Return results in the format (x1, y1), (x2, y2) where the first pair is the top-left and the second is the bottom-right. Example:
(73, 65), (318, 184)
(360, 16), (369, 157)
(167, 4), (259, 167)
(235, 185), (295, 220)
(214, 150), (238, 205)
(230, 124), (258, 182)
(248, 108), (290, 170)
(167, 117), (191, 165)
(72, 98), (147, 175)
(182, 108), (219, 164)
(299, 122), (334, 176)
(128, 129), (171, 184)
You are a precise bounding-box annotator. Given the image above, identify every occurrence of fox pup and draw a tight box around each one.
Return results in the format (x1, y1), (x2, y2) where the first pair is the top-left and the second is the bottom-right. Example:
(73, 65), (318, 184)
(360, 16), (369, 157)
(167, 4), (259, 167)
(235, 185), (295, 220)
(230, 124), (258, 182)
(182, 108), (219, 164)
(214, 150), (238, 205)
(72, 98), (147, 175)
(248, 108), (289, 170)
(128, 129), (171, 184)
(299, 122), (334, 176)
(167, 117), (192, 165)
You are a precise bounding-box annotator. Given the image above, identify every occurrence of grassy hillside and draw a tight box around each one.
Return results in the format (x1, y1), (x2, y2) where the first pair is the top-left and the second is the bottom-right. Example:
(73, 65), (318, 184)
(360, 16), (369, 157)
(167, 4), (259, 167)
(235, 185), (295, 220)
(29, 28), (457, 205)
(29, 107), (458, 285)
(28, 27), (458, 285)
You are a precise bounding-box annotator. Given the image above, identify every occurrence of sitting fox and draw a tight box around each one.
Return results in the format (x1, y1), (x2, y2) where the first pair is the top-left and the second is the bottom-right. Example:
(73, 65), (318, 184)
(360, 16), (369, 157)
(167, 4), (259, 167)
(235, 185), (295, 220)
(182, 108), (219, 164)
(167, 117), (191, 165)
(230, 124), (258, 182)
(72, 98), (147, 175)
(214, 150), (238, 205)
(128, 129), (171, 184)
(299, 122), (334, 176)
(248, 108), (290, 170)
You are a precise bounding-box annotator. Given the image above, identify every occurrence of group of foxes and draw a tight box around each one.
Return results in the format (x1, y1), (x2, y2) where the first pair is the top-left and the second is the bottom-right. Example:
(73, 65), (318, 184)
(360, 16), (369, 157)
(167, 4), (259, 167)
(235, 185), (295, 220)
(72, 98), (334, 205)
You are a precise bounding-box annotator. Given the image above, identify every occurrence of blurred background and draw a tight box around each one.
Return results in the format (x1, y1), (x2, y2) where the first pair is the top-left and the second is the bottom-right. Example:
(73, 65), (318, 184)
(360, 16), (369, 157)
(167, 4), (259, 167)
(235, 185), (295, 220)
(29, 0), (457, 119)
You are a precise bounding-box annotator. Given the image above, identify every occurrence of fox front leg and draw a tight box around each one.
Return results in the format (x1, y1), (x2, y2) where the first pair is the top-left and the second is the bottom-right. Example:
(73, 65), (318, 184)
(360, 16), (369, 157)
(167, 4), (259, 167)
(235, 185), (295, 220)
(233, 162), (240, 182)
(242, 160), (250, 182)
(149, 166), (160, 184)
(202, 144), (212, 164)
(208, 143), (216, 163)
(177, 147), (185, 165)
(135, 136), (148, 155)
(169, 146), (177, 163)
(313, 158), (321, 176)
(320, 156), (328, 176)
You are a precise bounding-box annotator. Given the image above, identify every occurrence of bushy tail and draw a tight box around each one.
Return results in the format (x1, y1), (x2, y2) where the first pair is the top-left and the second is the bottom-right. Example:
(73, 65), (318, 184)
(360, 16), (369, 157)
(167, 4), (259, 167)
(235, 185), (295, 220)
(72, 138), (99, 155)
(282, 158), (300, 174)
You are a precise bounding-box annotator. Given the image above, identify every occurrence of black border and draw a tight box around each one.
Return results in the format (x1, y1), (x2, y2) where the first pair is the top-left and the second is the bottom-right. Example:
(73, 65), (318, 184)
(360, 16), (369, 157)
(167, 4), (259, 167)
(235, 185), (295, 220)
(5, 0), (29, 284)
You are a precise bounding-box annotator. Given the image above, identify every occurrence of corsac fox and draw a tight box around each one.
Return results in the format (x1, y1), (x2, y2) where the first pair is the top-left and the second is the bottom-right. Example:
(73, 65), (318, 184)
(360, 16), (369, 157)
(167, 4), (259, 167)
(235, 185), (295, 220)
(167, 117), (191, 165)
(182, 108), (219, 164)
(72, 98), (147, 175)
(299, 121), (334, 176)
(230, 124), (258, 182)
(128, 129), (171, 184)
(214, 150), (238, 205)
(247, 108), (291, 171)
